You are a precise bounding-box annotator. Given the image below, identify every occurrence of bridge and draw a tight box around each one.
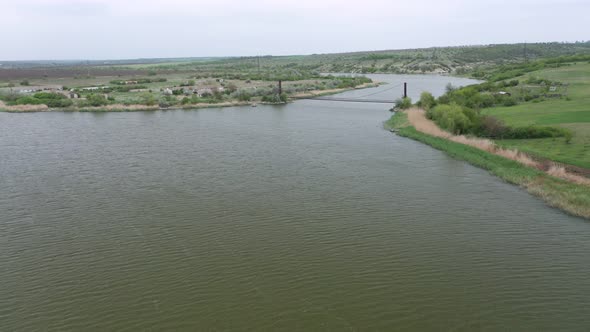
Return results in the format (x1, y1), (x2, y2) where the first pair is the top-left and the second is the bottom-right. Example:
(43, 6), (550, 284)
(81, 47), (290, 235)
(303, 96), (397, 104)
(294, 82), (407, 105)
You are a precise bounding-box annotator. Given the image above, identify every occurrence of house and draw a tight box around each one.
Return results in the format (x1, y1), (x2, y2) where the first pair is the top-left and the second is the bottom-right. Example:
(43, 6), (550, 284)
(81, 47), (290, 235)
(18, 88), (37, 94)
(81, 86), (107, 91)
(68, 92), (79, 99)
(497, 91), (512, 96)
(163, 88), (173, 95)
(124, 80), (138, 85)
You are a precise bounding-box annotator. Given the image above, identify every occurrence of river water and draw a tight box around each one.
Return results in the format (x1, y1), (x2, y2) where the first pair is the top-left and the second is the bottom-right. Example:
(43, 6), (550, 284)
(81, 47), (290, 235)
(1, 75), (589, 331)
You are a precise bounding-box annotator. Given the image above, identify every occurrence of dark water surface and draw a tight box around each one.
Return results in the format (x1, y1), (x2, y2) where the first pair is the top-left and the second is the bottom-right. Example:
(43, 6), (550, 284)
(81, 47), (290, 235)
(1, 75), (589, 331)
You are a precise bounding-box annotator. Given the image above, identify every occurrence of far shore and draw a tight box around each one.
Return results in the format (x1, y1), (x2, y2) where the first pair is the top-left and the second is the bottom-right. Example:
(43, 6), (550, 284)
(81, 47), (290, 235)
(0, 82), (382, 113)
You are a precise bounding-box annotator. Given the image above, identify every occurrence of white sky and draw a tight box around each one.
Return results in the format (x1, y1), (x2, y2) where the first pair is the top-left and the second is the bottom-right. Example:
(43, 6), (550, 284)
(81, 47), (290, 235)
(2, 0), (588, 60)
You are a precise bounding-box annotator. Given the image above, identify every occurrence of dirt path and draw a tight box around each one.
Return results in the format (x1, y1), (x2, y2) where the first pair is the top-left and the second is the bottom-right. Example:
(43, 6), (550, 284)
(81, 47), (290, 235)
(403, 108), (590, 186)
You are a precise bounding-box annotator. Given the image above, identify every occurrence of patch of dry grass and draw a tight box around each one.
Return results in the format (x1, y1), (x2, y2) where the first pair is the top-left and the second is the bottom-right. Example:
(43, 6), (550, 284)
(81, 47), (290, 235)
(404, 108), (589, 187)
(547, 164), (590, 186)
(494, 148), (539, 168)
(0, 100), (49, 112)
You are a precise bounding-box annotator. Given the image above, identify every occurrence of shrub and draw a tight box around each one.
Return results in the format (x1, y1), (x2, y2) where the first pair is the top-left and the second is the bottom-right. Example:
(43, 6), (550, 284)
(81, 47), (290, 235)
(261, 93), (288, 103)
(13, 92), (73, 108)
(20, 80), (30, 86)
(475, 93), (496, 108)
(159, 95), (178, 108)
(501, 96), (518, 107)
(44, 98), (73, 107)
(213, 90), (224, 101)
(139, 93), (157, 106)
(15, 96), (43, 105)
(503, 126), (570, 139)
(226, 83), (238, 94)
(428, 103), (473, 134)
(33, 92), (63, 100)
(564, 130), (573, 144)
(83, 94), (109, 107)
(394, 97), (412, 110)
(478, 115), (508, 138)
(417, 92), (436, 110)
(280, 92), (288, 103)
(236, 91), (251, 102)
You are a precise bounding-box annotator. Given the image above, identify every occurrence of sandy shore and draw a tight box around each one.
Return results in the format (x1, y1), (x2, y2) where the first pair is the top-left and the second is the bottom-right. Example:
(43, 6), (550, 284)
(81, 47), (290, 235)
(0, 100), (49, 112)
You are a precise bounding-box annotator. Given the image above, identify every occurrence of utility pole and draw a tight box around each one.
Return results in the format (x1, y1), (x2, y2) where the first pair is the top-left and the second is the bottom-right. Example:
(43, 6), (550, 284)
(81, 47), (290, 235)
(257, 56), (261, 74)
(403, 82), (407, 98)
(278, 80), (282, 95)
(524, 42), (528, 63)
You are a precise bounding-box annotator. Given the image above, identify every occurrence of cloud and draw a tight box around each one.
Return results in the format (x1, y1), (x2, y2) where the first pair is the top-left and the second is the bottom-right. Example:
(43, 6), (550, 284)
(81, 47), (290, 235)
(9, 0), (110, 17)
(1, 0), (588, 60)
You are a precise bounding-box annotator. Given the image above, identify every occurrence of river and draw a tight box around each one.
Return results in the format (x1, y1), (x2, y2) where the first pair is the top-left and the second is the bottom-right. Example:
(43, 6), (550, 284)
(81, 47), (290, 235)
(1, 74), (589, 331)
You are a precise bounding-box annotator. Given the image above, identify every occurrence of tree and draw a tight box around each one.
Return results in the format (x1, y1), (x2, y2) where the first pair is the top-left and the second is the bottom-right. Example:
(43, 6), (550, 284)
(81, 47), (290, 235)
(139, 93), (157, 106)
(418, 92), (436, 110)
(85, 94), (109, 107)
(394, 97), (412, 110)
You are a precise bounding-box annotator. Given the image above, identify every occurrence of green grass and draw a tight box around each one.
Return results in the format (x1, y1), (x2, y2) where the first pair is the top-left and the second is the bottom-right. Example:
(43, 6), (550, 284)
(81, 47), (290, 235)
(388, 112), (590, 219)
(384, 110), (409, 129)
(482, 63), (590, 168)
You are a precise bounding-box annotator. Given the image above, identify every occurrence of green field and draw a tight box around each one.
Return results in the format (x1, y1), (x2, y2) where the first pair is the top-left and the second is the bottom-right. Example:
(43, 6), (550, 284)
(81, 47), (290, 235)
(483, 63), (590, 168)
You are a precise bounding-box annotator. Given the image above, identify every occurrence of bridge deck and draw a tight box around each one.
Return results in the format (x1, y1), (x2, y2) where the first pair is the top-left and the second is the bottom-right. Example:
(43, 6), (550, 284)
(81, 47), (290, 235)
(299, 97), (394, 104)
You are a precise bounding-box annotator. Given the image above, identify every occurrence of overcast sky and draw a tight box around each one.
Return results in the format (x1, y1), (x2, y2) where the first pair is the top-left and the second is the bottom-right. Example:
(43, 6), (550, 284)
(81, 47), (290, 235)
(2, 0), (588, 60)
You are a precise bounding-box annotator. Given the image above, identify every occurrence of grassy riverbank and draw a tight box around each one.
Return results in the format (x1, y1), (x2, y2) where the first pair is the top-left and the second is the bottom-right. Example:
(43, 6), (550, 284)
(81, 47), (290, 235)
(0, 83), (379, 113)
(386, 111), (590, 219)
(0, 73), (376, 112)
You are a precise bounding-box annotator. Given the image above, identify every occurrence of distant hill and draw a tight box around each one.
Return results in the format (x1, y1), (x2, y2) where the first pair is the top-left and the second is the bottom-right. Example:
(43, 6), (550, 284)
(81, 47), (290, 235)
(2, 42), (589, 79)
(148, 41), (590, 76)
(0, 57), (222, 69)
(282, 41), (590, 75)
